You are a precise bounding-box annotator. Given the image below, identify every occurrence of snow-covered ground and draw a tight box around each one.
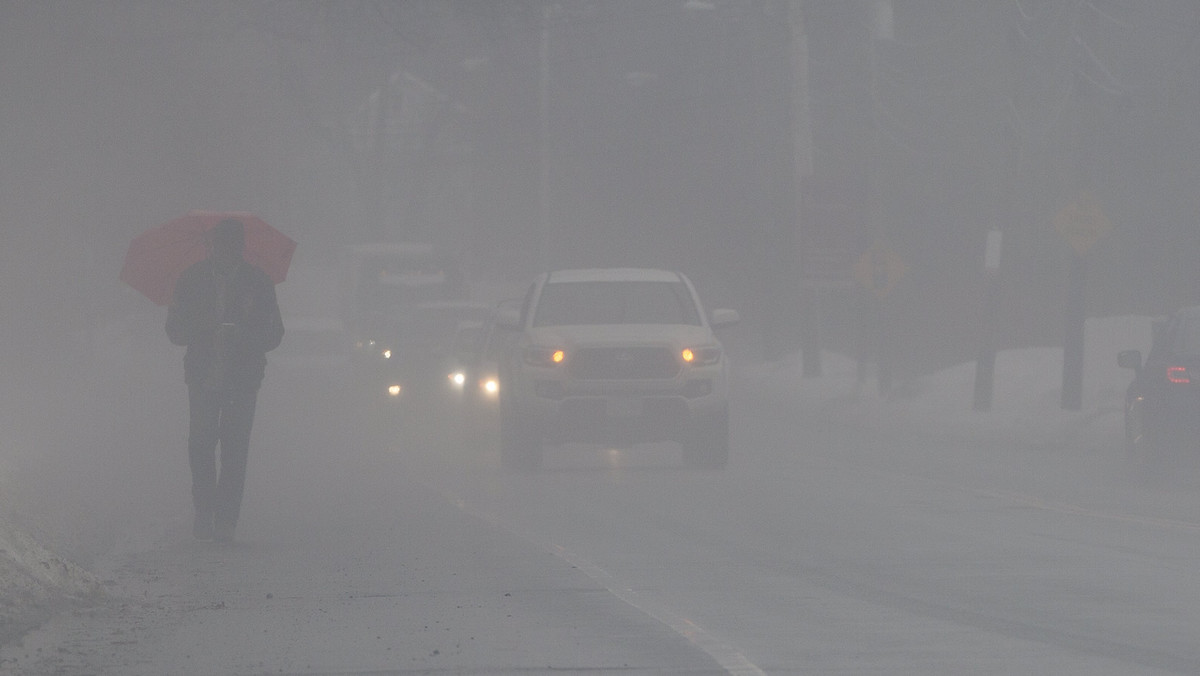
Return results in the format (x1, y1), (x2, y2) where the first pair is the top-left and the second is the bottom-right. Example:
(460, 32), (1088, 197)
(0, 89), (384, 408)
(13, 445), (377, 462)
(746, 315), (1151, 451)
(0, 521), (102, 641)
(0, 315), (1154, 643)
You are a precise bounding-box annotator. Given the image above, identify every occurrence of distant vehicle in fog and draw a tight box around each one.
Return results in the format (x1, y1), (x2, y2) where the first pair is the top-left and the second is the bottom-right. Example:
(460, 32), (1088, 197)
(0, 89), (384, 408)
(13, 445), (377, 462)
(368, 300), (495, 408)
(1118, 305), (1200, 460)
(498, 268), (739, 470)
(338, 242), (466, 359)
(445, 318), (489, 397)
(449, 307), (517, 448)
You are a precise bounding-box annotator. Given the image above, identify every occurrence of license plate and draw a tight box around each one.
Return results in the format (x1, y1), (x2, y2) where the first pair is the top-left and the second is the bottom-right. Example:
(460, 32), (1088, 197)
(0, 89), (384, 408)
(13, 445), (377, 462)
(606, 397), (643, 418)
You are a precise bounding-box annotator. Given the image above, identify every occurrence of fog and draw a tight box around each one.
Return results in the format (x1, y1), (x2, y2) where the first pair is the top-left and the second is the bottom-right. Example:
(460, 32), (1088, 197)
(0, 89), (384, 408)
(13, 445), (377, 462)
(3, 1), (1200, 671)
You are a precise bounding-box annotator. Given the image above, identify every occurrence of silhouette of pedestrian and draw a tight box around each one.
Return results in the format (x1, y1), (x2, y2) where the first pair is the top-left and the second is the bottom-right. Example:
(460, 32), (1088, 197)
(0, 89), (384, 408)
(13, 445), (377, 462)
(166, 219), (284, 541)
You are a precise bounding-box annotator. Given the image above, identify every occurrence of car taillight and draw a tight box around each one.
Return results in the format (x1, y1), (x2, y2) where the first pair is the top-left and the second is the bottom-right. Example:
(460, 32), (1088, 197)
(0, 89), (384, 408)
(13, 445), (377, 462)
(1167, 365), (1190, 384)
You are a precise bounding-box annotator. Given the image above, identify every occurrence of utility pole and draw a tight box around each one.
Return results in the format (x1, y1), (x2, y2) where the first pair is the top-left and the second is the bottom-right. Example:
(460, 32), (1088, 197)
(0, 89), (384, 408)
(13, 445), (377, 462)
(866, 0), (891, 243)
(367, 72), (397, 241)
(975, 10), (1020, 412)
(788, 0), (819, 376)
(538, 2), (553, 272)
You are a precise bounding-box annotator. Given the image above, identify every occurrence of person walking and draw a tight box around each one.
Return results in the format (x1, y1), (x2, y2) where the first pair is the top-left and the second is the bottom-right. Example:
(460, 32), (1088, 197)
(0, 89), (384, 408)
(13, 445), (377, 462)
(166, 218), (284, 542)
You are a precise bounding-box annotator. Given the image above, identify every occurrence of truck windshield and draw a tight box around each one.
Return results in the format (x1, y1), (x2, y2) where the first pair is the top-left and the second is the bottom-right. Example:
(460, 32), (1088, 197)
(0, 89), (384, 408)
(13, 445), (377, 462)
(532, 281), (701, 327)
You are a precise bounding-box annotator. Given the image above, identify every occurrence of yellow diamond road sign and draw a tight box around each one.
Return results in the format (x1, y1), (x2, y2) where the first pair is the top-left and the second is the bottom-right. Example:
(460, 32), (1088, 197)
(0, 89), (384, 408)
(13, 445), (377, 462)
(1054, 190), (1112, 257)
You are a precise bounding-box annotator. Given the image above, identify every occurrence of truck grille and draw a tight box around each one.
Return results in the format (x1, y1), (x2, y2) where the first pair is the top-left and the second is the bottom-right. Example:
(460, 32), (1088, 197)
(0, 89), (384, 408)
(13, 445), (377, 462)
(568, 347), (680, 379)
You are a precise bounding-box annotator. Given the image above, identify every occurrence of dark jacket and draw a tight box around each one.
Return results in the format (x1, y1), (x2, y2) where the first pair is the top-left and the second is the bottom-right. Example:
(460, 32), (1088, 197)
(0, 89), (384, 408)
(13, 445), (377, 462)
(166, 258), (284, 390)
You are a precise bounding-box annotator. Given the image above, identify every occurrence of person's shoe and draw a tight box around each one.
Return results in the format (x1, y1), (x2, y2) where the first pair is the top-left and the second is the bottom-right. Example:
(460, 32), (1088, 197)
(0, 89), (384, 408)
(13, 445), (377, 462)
(193, 513), (214, 540)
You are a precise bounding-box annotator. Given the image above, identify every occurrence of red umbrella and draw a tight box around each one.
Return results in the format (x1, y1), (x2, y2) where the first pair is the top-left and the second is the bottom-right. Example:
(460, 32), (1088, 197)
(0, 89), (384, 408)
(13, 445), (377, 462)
(120, 211), (296, 305)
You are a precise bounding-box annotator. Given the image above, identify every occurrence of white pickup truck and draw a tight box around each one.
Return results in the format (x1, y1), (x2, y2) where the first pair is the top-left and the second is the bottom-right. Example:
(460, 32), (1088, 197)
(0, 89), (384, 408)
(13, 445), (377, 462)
(497, 268), (739, 470)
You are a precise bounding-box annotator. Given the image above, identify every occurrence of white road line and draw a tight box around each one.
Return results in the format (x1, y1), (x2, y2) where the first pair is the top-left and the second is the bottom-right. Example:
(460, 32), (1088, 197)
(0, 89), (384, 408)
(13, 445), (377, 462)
(451, 497), (767, 676)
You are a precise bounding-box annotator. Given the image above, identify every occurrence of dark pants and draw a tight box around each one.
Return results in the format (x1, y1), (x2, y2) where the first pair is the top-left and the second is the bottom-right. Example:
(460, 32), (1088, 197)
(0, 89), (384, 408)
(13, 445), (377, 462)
(188, 384), (259, 532)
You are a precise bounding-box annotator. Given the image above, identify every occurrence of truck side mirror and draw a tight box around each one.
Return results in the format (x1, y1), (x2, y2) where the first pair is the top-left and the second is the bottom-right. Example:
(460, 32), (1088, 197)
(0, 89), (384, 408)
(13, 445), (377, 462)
(710, 308), (740, 328)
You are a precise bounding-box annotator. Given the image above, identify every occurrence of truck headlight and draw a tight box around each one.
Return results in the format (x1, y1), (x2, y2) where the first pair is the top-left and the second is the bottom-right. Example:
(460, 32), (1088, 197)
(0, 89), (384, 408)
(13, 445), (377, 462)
(681, 346), (721, 365)
(524, 346), (566, 367)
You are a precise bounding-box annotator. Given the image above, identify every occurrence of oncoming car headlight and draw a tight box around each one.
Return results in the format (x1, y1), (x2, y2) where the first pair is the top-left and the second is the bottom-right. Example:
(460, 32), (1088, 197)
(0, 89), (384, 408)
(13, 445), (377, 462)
(681, 345), (722, 366)
(524, 346), (566, 367)
(448, 371), (467, 389)
(387, 384), (402, 397)
(479, 376), (500, 398)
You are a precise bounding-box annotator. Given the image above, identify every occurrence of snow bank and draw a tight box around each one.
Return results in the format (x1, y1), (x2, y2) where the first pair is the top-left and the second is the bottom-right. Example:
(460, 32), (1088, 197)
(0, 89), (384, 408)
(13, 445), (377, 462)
(0, 518), (102, 643)
(746, 315), (1154, 446)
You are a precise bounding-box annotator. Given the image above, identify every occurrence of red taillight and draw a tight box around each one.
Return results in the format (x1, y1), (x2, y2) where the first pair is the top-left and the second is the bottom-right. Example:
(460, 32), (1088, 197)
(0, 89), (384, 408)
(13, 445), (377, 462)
(1167, 365), (1190, 384)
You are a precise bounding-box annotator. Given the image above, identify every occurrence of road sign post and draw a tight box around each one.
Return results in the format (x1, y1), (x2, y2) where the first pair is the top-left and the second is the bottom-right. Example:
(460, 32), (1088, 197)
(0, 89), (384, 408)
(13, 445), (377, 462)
(853, 242), (905, 396)
(1061, 252), (1086, 410)
(1053, 191), (1111, 411)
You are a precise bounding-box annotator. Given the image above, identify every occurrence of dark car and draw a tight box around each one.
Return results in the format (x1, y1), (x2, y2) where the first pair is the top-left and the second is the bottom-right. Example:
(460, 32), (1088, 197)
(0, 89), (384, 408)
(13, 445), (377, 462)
(373, 300), (495, 405)
(1117, 306), (1200, 460)
(425, 316), (502, 452)
(355, 300), (495, 449)
(454, 310), (517, 446)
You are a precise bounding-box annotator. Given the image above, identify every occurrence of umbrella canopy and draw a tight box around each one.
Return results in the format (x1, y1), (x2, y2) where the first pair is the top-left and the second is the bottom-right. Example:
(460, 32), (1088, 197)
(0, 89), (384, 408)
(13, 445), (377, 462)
(121, 211), (296, 305)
